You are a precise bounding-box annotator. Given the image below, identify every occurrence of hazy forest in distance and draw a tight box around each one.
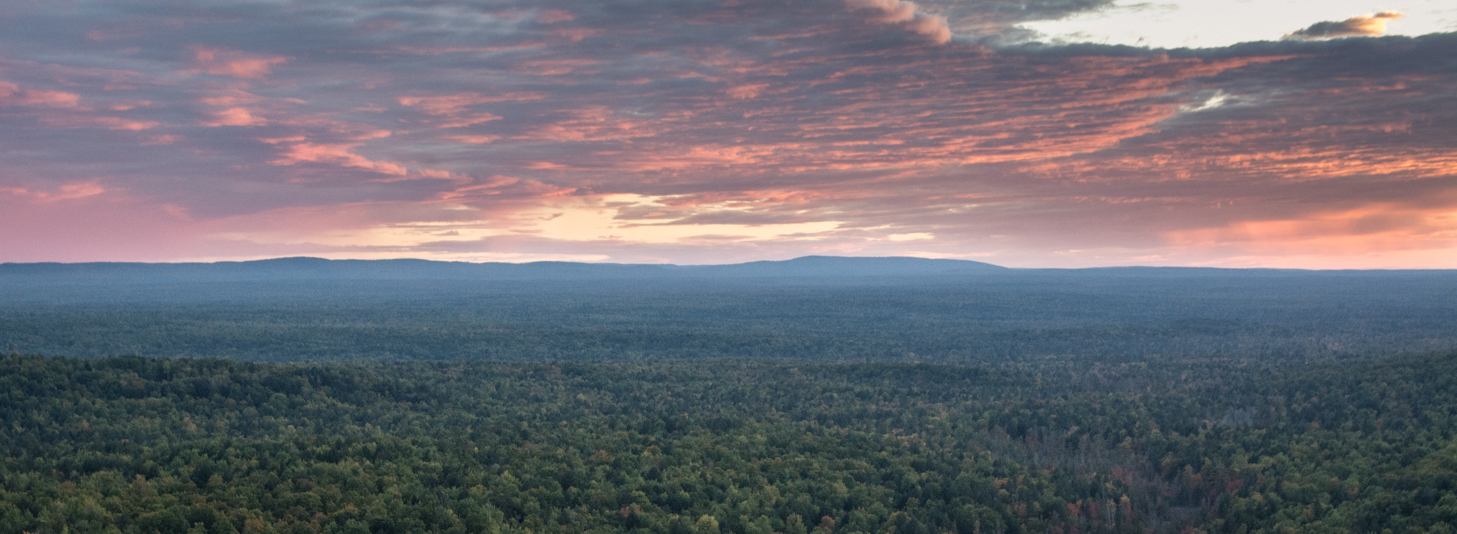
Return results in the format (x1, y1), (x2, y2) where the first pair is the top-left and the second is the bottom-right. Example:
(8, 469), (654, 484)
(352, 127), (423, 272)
(3, 256), (1457, 534)
(3, 256), (1456, 362)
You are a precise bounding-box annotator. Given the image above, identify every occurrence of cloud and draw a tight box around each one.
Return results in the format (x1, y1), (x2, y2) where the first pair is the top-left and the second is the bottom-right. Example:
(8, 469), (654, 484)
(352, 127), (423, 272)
(1284, 12), (1403, 40)
(264, 140), (409, 177)
(31, 115), (158, 130)
(0, 0), (1451, 267)
(189, 47), (292, 79)
(1, 180), (108, 203)
(845, 0), (953, 43)
(202, 107), (266, 127)
(0, 81), (80, 108)
(397, 92), (543, 128)
(537, 9), (575, 24)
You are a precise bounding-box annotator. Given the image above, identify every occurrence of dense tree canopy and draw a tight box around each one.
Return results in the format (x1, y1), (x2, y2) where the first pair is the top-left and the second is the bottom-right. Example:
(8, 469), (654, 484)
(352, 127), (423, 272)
(3, 352), (1456, 534)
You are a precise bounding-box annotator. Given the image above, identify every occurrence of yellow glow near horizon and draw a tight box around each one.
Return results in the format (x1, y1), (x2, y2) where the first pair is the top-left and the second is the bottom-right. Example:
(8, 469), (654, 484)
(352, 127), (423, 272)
(522, 194), (845, 244)
(204, 194), (851, 255)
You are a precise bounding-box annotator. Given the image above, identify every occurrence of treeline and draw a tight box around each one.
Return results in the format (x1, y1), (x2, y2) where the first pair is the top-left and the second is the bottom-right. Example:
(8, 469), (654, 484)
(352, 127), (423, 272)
(3, 353), (1456, 534)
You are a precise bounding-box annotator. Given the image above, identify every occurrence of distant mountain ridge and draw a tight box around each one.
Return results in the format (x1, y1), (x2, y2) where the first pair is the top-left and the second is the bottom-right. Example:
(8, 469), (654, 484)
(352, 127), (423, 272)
(0, 255), (1006, 283)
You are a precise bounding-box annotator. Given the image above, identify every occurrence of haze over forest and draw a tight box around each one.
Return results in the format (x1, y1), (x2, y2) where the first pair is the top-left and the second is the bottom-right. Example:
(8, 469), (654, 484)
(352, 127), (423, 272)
(4, 255), (1455, 364)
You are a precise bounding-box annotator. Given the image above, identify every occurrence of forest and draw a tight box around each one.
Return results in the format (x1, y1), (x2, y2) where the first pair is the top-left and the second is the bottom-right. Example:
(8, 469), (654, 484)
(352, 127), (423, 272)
(2, 258), (1456, 534)
(4, 353), (1457, 534)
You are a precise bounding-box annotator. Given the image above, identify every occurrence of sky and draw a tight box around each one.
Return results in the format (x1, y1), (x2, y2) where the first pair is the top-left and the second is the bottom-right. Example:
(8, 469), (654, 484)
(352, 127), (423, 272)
(0, 0), (1454, 268)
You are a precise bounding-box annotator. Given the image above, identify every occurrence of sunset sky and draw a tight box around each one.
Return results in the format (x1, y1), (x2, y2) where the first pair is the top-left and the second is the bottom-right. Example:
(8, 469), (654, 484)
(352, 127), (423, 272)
(1, 0), (1454, 268)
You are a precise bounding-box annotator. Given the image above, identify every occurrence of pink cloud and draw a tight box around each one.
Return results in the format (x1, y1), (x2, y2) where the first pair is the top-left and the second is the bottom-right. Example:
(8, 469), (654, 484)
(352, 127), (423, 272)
(37, 115), (160, 130)
(517, 106), (667, 142)
(1, 180), (108, 203)
(265, 140), (409, 176)
(726, 83), (770, 100)
(397, 92), (546, 114)
(94, 116), (161, 130)
(189, 47), (291, 79)
(108, 100), (155, 111)
(442, 135), (501, 144)
(845, 0), (952, 44)
(142, 134), (181, 145)
(0, 81), (80, 108)
(202, 107), (266, 127)
(393, 43), (544, 55)
(509, 59), (601, 76)
(398, 92), (543, 128)
(199, 89), (263, 107)
(548, 28), (603, 42)
(537, 9), (574, 24)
